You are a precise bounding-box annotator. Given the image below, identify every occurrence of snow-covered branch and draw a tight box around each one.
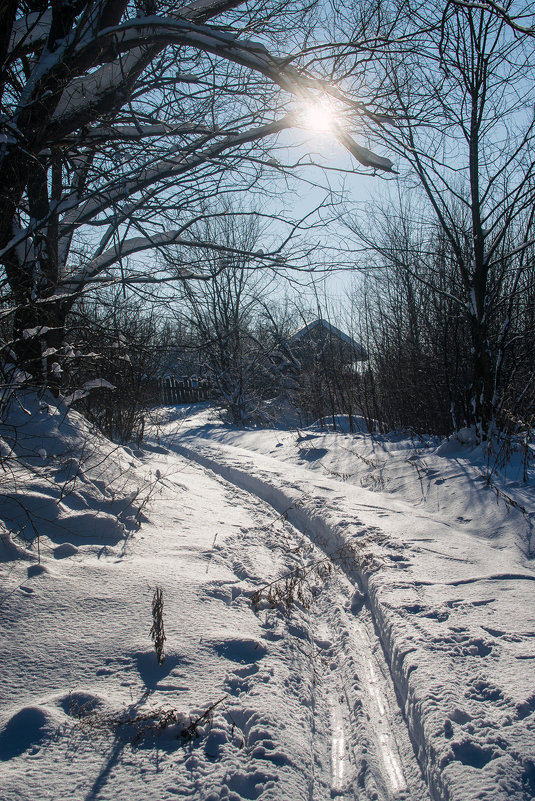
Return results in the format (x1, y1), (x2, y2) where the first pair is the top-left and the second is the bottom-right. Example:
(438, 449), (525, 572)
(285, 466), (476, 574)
(446, 0), (535, 35)
(63, 229), (288, 290)
(58, 114), (297, 235)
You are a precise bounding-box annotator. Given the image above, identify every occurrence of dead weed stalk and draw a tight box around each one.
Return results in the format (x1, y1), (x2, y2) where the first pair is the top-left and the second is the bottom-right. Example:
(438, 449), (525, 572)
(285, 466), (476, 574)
(150, 585), (166, 665)
(251, 539), (377, 616)
(72, 695), (228, 747)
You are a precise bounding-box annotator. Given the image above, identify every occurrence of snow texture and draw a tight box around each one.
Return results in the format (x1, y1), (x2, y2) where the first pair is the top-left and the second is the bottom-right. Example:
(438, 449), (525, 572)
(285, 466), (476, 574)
(0, 398), (534, 801)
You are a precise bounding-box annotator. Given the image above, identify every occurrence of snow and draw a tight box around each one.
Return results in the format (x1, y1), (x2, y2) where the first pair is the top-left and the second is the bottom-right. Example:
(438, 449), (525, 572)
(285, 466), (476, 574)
(82, 379), (116, 391)
(1, 397), (534, 801)
(51, 51), (146, 124)
(9, 10), (51, 52)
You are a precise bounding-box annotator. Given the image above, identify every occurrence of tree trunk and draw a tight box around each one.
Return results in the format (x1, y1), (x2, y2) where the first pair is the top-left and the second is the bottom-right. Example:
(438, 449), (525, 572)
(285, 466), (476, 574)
(469, 312), (493, 435)
(12, 297), (69, 395)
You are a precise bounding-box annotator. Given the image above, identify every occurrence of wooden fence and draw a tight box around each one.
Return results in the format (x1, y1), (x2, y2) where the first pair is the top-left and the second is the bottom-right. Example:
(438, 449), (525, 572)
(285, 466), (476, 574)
(159, 376), (211, 405)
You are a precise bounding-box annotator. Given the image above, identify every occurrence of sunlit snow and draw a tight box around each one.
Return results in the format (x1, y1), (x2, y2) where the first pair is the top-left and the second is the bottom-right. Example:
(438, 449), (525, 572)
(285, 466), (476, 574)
(0, 397), (534, 801)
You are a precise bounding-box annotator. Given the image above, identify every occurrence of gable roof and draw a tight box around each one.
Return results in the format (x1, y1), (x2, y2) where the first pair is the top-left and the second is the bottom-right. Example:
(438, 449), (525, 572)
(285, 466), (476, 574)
(288, 319), (367, 360)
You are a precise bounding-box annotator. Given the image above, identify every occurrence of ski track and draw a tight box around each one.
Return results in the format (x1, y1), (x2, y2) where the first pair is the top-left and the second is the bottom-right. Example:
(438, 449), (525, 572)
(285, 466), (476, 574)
(170, 436), (432, 801)
(3, 404), (535, 801)
(329, 695), (345, 795)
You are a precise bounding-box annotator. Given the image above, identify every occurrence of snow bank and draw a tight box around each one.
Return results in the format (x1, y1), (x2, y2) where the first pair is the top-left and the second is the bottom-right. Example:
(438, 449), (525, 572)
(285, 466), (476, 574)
(0, 391), (152, 555)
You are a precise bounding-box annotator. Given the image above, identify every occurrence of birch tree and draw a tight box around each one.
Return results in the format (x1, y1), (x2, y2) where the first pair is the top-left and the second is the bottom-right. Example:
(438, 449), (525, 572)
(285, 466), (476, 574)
(0, 0), (393, 392)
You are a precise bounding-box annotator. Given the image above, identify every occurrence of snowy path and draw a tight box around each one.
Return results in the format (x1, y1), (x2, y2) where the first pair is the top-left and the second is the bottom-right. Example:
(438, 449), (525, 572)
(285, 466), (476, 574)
(2, 405), (535, 801)
(0, 440), (425, 801)
(164, 425), (535, 801)
(185, 448), (431, 801)
(0, 432), (430, 801)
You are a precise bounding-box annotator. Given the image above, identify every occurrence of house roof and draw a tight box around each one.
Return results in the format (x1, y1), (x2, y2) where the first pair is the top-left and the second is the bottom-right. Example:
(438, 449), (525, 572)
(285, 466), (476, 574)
(288, 318), (367, 360)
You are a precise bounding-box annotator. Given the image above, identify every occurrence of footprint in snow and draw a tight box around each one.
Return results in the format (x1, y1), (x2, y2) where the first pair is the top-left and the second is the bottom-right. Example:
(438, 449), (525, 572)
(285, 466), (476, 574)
(211, 637), (267, 664)
(466, 677), (506, 704)
(0, 705), (60, 760)
(403, 604), (449, 622)
(53, 542), (79, 559)
(450, 740), (494, 769)
(225, 664), (261, 695)
(27, 563), (47, 578)
(432, 631), (494, 657)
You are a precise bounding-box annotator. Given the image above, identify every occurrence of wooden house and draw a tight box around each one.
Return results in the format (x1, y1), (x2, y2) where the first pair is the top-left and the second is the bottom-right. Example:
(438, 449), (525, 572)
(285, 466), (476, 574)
(287, 318), (367, 368)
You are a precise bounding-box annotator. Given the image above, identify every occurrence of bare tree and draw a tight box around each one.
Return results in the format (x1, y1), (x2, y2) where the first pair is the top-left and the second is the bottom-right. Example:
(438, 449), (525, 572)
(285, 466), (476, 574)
(341, 0), (535, 436)
(0, 0), (394, 395)
(349, 204), (474, 433)
(67, 290), (172, 443)
(177, 213), (280, 423)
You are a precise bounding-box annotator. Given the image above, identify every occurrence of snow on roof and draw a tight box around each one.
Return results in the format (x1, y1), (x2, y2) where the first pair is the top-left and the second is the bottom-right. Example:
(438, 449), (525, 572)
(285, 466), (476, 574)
(288, 318), (367, 360)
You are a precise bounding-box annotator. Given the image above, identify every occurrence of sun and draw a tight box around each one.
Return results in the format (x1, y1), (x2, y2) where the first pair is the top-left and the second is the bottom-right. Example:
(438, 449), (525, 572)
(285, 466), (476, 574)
(298, 96), (339, 135)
